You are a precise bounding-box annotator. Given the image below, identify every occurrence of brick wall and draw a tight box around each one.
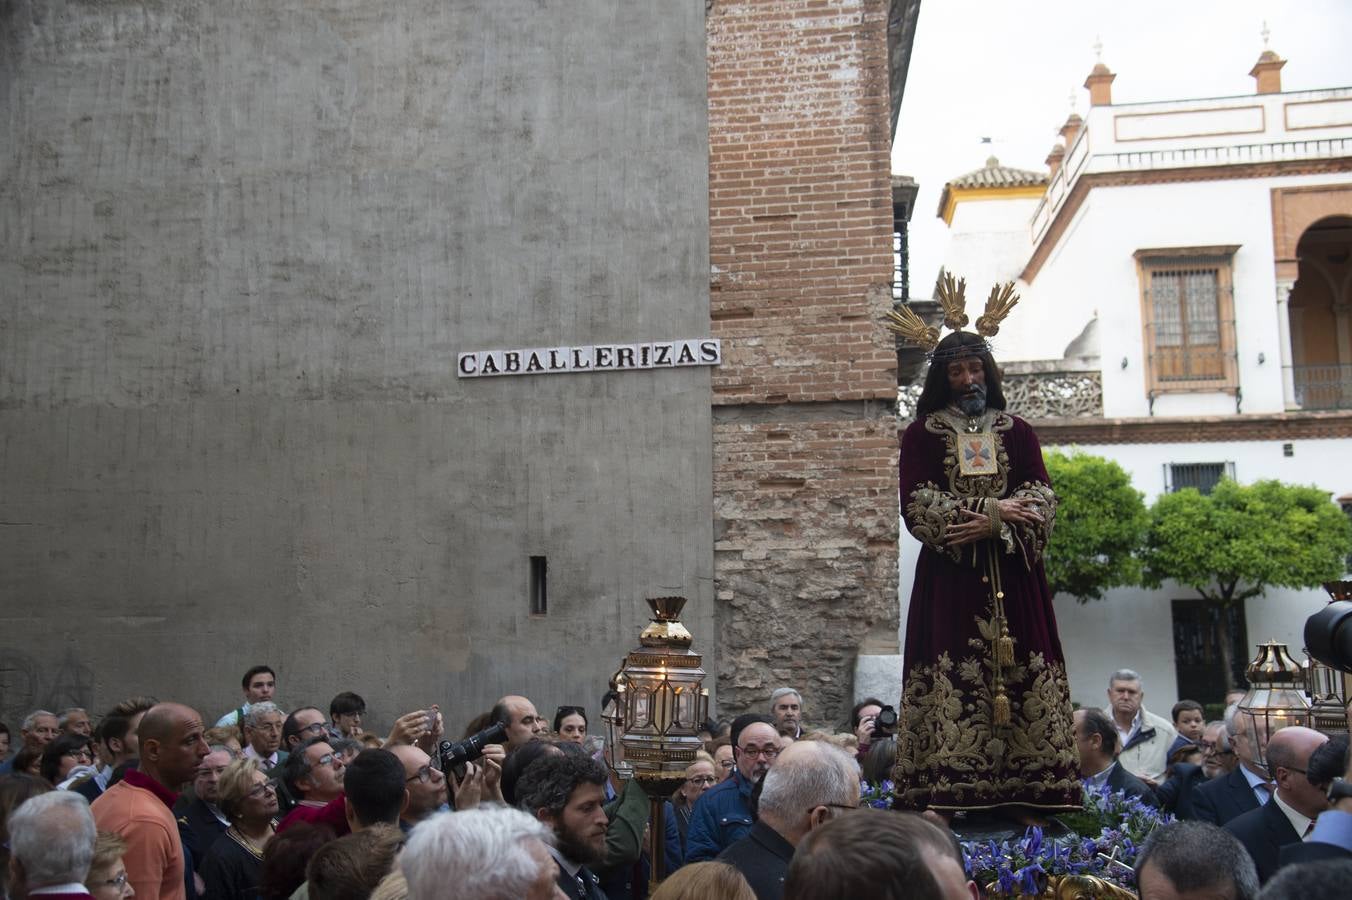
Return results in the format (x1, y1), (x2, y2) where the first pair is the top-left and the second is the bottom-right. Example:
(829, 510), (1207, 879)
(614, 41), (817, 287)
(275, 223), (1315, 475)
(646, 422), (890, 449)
(707, 0), (900, 725)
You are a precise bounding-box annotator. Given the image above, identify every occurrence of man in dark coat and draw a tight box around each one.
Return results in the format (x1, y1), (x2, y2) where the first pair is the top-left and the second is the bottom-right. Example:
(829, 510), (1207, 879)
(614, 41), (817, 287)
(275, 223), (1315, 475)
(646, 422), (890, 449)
(518, 751), (612, 900)
(173, 746), (232, 873)
(1223, 726), (1328, 883)
(1073, 709), (1158, 807)
(1192, 712), (1270, 826)
(719, 741), (859, 900)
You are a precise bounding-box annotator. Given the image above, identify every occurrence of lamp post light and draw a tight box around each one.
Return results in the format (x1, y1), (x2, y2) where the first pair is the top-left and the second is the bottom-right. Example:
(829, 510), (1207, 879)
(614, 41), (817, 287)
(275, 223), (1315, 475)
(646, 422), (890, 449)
(1237, 640), (1311, 766)
(616, 596), (708, 887)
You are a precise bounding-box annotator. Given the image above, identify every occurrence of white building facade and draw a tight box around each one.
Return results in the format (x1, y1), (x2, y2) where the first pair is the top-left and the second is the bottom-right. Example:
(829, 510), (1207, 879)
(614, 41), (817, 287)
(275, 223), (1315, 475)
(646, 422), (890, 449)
(903, 47), (1352, 712)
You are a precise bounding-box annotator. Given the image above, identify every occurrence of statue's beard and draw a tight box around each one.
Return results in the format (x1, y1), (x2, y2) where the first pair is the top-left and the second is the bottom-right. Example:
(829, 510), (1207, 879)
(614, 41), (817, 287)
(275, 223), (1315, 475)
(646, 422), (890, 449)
(955, 384), (987, 416)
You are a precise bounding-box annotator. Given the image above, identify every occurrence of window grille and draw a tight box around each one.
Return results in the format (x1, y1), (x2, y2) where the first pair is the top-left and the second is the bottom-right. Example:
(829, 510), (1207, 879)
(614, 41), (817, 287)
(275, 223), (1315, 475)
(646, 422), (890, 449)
(1164, 461), (1234, 495)
(892, 200), (910, 302)
(1135, 247), (1239, 394)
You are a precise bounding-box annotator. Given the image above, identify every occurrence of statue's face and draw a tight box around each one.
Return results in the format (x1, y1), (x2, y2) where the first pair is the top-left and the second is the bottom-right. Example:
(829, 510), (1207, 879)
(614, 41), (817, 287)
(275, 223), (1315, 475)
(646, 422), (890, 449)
(947, 356), (986, 414)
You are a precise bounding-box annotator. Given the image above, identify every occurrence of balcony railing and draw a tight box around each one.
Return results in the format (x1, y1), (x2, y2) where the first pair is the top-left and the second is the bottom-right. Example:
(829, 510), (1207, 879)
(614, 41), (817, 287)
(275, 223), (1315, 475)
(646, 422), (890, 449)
(898, 369), (1103, 422)
(1287, 364), (1352, 411)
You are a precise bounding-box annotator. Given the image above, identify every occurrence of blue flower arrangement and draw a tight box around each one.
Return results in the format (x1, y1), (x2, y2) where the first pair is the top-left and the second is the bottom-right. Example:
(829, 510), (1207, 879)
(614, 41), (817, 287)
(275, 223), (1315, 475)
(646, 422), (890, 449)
(960, 785), (1172, 896)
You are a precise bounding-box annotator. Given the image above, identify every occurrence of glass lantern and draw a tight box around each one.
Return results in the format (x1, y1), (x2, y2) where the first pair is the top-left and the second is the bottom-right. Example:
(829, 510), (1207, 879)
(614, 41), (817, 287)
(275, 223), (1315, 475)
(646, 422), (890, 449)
(1237, 640), (1312, 767)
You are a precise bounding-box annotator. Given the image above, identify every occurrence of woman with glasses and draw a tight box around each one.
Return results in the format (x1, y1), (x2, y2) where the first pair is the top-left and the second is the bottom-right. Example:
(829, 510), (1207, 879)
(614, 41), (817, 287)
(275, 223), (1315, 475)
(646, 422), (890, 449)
(665, 751), (719, 871)
(86, 831), (135, 900)
(553, 706), (588, 744)
(201, 758), (279, 900)
(39, 733), (98, 788)
(708, 738), (735, 784)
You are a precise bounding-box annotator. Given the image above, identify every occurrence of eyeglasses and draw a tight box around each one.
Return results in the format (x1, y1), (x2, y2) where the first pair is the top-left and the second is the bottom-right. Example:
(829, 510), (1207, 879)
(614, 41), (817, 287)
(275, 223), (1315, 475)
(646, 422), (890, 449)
(737, 746), (780, 760)
(103, 872), (129, 889)
(298, 722), (328, 737)
(305, 752), (338, 771)
(406, 765), (441, 785)
(252, 722), (283, 733)
(687, 775), (718, 786)
(1199, 741), (1236, 756)
(717, 758), (735, 769)
(246, 779), (278, 799)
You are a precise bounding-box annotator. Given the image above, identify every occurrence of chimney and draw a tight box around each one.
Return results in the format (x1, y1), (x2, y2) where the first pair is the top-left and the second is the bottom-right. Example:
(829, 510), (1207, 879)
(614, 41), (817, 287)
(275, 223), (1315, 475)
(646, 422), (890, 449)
(1059, 113), (1083, 148)
(1250, 50), (1285, 94)
(1046, 142), (1065, 178)
(1084, 62), (1116, 106)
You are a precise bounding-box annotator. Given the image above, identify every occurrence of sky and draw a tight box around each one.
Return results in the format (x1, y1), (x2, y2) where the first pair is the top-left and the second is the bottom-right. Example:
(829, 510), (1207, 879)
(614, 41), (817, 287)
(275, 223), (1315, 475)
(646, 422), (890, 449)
(891, 0), (1352, 297)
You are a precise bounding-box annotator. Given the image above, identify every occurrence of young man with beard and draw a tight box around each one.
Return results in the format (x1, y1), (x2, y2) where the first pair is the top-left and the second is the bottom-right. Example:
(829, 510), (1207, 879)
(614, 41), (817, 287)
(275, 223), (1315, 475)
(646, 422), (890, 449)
(517, 753), (612, 900)
(887, 282), (1080, 824)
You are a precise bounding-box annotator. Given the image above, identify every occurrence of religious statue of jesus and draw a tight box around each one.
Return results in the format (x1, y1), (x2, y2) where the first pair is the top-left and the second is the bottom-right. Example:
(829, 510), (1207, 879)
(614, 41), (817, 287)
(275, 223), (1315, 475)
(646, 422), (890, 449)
(887, 275), (1080, 822)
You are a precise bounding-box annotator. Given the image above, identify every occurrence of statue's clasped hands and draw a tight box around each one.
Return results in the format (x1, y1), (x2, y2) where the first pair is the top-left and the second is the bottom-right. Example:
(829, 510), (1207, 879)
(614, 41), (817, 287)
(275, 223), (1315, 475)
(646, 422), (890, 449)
(947, 497), (1043, 546)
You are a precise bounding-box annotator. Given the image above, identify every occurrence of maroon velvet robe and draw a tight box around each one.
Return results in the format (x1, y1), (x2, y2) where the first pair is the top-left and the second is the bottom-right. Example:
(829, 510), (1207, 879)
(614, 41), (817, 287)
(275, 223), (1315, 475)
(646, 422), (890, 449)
(893, 408), (1080, 812)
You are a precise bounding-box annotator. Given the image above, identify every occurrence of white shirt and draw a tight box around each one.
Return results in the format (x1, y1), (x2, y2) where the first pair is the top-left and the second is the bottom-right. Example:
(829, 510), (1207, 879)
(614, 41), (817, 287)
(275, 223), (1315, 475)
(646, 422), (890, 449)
(30, 884), (92, 896)
(243, 745), (280, 767)
(1115, 710), (1141, 752)
(1084, 761), (1116, 792)
(1272, 790), (1314, 841)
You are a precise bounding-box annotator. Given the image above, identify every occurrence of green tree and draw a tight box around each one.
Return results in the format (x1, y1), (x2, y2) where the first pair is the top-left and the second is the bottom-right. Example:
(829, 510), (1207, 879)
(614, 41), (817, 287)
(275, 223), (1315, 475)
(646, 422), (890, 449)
(1142, 479), (1352, 689)
(1044, 450), (1148, 602)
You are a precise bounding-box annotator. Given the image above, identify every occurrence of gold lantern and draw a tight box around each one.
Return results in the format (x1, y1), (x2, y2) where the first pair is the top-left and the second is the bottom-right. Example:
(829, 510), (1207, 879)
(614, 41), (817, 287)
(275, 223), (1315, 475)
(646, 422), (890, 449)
(616, 596), (709, 885)
(1236, 640), (1312, 767)
(1305, 581), (1352, 738)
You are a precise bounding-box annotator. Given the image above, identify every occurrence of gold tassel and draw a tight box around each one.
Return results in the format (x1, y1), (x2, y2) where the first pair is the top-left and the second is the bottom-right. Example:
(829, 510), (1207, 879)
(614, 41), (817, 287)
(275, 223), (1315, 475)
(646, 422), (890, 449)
(993, 691), (1011, 726)
(997, 634), (1014, 668)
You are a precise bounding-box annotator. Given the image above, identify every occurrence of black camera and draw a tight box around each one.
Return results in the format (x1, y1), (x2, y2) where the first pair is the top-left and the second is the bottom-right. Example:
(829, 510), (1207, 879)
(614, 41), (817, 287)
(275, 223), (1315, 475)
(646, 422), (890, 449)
(871, 705), (898, 737)
(438, 720), (508, 780)
(1305, 601), (1352, 674)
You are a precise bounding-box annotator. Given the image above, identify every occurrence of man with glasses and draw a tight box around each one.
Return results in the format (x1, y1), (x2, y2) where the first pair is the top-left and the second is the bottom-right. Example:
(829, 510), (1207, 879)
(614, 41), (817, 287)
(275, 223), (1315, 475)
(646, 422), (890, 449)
(719, 740), (860, 900)
(1224, 725), (1328, 883)
(1156, 720), (1233, 818)
(174, 745), (233, 879)
(282, 706), (333, 752)
(1194, 706), (1274, 826)
(389, 744), (450, 830)
(277, 737), (346, 830)
(685, 714), (781, 863)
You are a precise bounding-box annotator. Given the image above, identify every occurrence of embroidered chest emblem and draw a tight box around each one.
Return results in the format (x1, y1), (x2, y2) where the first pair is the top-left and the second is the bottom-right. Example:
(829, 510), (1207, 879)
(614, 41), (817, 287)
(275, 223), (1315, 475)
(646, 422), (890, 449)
(958, 433), (998, 476)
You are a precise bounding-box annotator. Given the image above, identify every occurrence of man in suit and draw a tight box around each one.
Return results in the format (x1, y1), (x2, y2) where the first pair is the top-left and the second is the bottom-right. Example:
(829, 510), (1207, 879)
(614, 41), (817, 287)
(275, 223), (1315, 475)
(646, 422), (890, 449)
(1224, 726), (1328, 883)
(173, 745), (231, 875)
(719, 740), (859, 900)
(6, 791), (99, 900)
(518, 751), (612, 900)
(1279, 735), (1351, 869)
(1073, 708), (1158, 807)
(1192, 705), (1271, 826)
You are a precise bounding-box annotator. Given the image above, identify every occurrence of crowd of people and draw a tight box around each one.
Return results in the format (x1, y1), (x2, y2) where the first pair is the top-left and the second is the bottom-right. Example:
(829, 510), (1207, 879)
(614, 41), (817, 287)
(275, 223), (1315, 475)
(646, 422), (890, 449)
(2, 665), (1352, 900)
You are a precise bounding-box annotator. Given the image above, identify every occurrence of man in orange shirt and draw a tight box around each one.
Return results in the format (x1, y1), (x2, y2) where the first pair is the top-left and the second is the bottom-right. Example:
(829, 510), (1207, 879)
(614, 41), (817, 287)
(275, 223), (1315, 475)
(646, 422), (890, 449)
(92, 703), (210, 900)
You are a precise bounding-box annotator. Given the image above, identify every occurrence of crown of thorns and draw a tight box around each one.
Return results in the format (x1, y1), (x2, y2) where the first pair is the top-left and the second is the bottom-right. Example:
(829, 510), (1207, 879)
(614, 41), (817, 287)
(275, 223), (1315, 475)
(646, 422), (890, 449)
(884, 271), (1020, 361)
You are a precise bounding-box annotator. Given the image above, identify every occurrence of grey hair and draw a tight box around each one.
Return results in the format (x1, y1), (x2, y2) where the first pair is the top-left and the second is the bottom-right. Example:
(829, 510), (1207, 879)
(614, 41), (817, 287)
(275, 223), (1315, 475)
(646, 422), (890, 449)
(243, 701), (282, 728)
(1259, 858), (1352, 899)
(21, 710), (57, 731)
(758, 741), (858, 822)
(58, 708), (87, 727)
(1223, 703), (1244, 738)
(1134, 821), (1257, 900)
(8, 791), (97, 888)
(1108, 669), (1142, 688)
(768, 688), (802, 713)
(401, 806), (555, 900)
(1204, 720), (1229, 750)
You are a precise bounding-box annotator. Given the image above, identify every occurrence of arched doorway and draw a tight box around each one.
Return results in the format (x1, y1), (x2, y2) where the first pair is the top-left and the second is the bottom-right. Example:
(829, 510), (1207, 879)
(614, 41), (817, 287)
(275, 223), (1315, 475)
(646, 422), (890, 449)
(1288, 215), (1352, 409)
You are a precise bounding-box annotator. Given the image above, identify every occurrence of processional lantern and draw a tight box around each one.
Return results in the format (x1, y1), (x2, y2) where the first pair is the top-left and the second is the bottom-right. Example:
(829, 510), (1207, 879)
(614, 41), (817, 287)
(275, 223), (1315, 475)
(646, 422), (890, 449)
(614, 596), (709, 886)
(1305, 581), (1352, 738)
(1237, 640), (1311, 766)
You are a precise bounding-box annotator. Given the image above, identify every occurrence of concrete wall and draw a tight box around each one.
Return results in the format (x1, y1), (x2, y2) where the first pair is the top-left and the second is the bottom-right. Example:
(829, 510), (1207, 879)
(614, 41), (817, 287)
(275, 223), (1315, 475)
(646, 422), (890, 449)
(0, 0), (713, 733)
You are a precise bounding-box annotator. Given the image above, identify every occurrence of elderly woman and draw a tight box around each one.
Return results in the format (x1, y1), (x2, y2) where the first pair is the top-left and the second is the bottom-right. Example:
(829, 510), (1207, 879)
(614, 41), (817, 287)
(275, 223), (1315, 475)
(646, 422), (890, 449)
(664, 751), (719, 871)
(85, 831), (135, 900)
(200, 758), (279, 900)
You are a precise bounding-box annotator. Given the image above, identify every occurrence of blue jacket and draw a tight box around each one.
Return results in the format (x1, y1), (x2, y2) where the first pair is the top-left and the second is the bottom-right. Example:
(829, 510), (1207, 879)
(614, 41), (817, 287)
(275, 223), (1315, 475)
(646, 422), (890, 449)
(684, 771), (756, 863)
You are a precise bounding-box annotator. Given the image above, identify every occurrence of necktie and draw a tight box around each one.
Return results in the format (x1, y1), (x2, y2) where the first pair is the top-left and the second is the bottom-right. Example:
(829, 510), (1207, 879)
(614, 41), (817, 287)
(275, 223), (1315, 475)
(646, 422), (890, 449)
(1304, 820), (1316, 839)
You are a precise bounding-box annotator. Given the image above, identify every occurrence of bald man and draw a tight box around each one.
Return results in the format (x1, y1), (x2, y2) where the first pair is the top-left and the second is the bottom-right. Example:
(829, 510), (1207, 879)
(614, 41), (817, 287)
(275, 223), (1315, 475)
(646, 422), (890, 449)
(1224, 726), (1329, 884)
(92, 703), (210, 900)
(492, 695), (546, 752)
